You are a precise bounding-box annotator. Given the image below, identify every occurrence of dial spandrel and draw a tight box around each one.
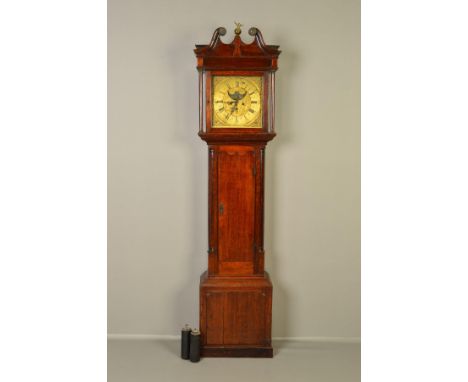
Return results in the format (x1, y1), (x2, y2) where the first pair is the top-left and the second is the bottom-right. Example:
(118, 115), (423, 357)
(212, 76), (262, 128)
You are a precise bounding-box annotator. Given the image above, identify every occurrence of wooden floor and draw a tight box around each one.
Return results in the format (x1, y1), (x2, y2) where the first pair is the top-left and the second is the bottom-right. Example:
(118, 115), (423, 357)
(108, 338), (360, 382)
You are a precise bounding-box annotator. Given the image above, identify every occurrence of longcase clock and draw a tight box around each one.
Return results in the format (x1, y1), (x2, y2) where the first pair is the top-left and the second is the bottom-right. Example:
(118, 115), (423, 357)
(194, 24), (280, 358)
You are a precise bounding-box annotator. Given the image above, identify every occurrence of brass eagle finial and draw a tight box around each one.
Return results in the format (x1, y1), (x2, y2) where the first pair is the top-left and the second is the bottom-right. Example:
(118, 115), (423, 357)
(234, 22), (243, 35)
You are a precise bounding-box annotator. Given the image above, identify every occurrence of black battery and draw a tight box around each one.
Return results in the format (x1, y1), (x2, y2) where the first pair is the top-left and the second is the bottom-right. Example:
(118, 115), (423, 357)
(181, 324), (191, 359)
(189, 328), (201, 362)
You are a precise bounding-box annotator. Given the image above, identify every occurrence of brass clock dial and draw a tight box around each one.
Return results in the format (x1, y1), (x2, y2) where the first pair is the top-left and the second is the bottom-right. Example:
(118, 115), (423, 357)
(212, 76), (262, 128)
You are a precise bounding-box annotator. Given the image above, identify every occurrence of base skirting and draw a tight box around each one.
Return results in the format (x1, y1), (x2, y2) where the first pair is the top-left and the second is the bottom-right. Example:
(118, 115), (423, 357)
(201, 345), (273, 358)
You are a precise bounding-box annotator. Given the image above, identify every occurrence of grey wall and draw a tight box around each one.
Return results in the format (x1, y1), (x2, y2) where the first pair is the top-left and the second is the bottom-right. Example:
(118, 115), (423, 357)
(108, 0), (360, 338)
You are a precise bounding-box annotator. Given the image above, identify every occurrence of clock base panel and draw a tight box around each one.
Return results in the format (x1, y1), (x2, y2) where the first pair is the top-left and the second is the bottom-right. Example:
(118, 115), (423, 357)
(199, 271), (273, 358)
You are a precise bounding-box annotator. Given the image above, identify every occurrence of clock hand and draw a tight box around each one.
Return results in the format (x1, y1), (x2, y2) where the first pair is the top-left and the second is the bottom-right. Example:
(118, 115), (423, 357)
(231, 99), (239, 113)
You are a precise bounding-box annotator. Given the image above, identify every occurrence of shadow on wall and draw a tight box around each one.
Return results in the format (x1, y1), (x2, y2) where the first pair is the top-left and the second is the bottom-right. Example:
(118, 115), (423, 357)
(165, 31), (207, 333)
(266, 46), (297, 339)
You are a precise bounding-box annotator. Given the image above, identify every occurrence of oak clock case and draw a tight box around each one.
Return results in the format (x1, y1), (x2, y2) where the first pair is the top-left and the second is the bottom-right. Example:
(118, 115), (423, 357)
(194, 25), (280, 358)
